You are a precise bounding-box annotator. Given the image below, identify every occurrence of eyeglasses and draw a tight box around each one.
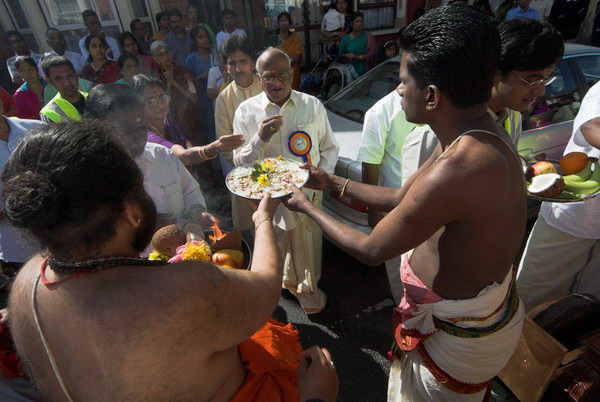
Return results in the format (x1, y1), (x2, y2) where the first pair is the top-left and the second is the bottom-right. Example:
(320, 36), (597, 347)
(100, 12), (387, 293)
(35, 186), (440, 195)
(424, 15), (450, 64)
(517, 75), (557, 89)
(145, 94), (170, 107)
(259, 70), (291, 83)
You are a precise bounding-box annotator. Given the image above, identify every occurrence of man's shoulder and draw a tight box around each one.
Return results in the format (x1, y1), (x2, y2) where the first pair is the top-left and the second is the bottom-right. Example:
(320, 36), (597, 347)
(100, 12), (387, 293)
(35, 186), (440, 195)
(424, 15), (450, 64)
(6, 117), (45, 138)
(370, 90), (401, 115)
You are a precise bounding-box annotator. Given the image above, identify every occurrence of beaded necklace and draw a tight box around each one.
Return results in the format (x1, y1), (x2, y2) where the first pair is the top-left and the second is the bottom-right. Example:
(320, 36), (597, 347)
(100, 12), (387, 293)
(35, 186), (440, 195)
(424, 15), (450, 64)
(42, 256), (167, 285)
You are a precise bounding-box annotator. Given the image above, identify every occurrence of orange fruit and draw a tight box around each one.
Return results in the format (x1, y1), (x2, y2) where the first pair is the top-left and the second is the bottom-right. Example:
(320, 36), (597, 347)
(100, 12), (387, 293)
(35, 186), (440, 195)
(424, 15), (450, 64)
(559, 152), (588, 175)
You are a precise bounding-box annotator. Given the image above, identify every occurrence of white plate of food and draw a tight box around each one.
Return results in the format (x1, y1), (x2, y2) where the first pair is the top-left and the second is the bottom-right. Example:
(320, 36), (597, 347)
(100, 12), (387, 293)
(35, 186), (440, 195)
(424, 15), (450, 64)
(226, 157), (310, 200)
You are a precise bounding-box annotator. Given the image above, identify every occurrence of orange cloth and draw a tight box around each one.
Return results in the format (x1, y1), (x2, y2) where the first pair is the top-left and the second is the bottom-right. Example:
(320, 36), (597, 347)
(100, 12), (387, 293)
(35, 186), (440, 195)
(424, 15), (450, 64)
(281, 34), (303, 90)
(230, 319), (302, 402)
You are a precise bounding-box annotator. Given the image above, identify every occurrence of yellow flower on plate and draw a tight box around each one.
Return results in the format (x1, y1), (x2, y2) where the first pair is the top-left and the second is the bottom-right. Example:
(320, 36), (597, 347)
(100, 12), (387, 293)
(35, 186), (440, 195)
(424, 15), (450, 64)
(257, 173), (270, 187)
(180, 240), (212, 262)
(261, 160), (275, 172)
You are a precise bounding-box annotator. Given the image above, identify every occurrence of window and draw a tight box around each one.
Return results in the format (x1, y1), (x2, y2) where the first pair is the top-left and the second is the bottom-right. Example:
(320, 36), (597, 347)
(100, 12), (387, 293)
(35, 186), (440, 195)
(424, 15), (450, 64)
(358, 0), (397, 30)
(325, 59), (400, 123)
(264, 0), (321, 28)
(573, 55), (600, 91)
(524, 60), (580, 130)
(38, 0), (121, 54)
(3, 0), (39, 52)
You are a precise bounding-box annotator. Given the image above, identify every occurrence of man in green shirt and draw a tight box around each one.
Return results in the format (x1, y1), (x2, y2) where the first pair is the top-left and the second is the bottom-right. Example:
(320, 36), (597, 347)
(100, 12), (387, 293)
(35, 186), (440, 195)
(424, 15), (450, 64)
(40, 55), (88, 123)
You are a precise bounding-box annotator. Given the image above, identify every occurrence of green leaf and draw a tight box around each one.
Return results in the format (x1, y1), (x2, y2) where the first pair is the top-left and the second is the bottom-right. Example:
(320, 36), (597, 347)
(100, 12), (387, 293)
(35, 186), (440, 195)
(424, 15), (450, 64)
(251, 171), (262, 181)
(253, 164), (262, 170)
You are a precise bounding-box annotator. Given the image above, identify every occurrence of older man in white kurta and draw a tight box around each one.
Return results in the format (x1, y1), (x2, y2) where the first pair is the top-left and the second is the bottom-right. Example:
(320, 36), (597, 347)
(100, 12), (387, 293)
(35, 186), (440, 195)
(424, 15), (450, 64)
(233, 48), (339, 313)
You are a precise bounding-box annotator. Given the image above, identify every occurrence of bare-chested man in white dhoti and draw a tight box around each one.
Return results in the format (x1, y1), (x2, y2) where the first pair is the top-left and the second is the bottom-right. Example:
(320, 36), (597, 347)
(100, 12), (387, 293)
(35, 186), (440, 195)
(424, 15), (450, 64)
(284, 5), (527, 401)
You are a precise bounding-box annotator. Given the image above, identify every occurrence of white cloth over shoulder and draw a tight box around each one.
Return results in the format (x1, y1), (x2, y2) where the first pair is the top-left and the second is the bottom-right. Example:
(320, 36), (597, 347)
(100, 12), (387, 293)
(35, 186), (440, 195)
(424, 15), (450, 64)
(135, 143), (206, 217)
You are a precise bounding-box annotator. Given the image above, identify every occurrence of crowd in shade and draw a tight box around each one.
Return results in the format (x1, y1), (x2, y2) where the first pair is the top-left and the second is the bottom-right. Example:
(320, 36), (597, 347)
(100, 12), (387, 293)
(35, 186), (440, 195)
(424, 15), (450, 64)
(0, 1), (600, 401)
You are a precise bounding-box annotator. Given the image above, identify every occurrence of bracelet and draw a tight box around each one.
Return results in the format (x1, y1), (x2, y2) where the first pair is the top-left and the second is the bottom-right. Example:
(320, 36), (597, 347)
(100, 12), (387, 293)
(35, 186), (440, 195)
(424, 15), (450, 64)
(255, 217), (272, 231)
(338, 178), (350, 200)
(198, 146), (217, 160)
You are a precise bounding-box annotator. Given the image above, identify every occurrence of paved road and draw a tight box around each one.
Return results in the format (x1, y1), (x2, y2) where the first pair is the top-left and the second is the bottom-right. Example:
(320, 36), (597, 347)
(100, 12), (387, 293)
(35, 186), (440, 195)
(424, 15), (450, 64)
(274, 239), (394, 402)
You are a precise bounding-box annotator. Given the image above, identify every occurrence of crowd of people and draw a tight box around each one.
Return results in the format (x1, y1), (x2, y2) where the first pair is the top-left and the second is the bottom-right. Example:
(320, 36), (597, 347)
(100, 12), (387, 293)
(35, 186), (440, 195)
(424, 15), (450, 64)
(0, 1), (599, 401)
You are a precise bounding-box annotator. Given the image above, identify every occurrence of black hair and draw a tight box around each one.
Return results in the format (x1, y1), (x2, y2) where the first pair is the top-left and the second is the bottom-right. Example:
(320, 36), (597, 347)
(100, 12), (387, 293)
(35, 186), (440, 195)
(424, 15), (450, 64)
(131, 74), (165, 94)
(41, 55), (75, 79)
(221, 9), (235, 21)
(1, 120), (146, 257)
(168, 8), (183, 19)
(45, 27), (61, 38)
(118, 31), (139, 52)
(377, 41), (398, 63)
(277, 12), (293, 25)
(5, 30), (25, 44)
(14, 56), (38, 71)
(498, 19), (564, 77)
(117, 53), (138, 69)
(473, 0), (493, 14)
(220, 34), (256, 65)
(84, 33), (109, 63)
(399, 5), (500, 109)
(81, 9), (97, 21)
(155, 11), (167, 26)
(350, 11), (364, 23)
(129, 18), (144, 33)
(190, 24), (210, 52)
(86, 83), (144, 119)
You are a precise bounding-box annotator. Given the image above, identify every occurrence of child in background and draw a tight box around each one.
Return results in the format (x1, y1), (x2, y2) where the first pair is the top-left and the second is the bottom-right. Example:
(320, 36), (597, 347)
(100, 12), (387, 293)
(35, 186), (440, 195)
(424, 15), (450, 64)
(376, 40), (398, 65)
(115, 54), (140, 85)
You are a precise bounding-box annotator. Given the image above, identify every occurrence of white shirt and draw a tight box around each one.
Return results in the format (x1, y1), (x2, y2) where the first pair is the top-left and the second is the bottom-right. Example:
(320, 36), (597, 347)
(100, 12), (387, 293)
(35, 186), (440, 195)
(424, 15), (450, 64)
(233, 90), (339, 229)
(357, 91), (418, 188)
(39, 50), (86, 76)
(135, 143), (206, 218)
(0, 117), (45, 262)
(207, 66), (224, 89)
(78, 34), (120, 61)
(7, 51), (41, 83)
(530, 0), (554, 19)
(321, 9), (345, 32)
(540, 80), (600, 239)
(216, 29), (247, 51)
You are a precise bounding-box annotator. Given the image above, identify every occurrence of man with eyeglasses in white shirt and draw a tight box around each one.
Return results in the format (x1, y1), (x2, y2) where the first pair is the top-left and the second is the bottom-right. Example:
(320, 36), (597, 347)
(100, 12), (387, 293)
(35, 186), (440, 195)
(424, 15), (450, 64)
(233, 48), (339, 314)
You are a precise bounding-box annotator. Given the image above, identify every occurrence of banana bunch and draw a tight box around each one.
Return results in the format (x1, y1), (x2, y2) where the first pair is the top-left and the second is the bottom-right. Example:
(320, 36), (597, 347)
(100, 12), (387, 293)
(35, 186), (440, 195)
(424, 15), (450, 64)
(563, 161), (600, 195)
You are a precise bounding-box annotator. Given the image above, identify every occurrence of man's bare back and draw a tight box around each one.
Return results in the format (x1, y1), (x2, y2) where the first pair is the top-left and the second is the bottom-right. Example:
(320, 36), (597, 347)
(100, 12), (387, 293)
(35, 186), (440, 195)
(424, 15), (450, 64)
(10, 256), (252, 401)
(407, 121), (526, 298)
(284, 115), (526, 300)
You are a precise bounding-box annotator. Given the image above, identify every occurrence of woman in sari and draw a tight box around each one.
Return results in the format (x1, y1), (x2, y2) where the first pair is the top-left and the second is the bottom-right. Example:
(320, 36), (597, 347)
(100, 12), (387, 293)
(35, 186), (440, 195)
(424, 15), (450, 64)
(185, 24), (218, 140)
(133, 74), (243, 165)
(338, 12), (376, 76)
(269, 12), (303, 90)
(80, 34), (120, 85)
(150, 40), (203, 145)
(118, 31), (158, 76)
(13, 56), (47, 120)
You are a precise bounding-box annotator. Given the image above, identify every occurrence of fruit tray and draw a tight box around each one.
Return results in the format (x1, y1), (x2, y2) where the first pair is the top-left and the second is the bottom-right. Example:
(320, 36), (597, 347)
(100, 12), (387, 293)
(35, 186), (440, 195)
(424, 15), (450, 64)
(525, 158), (600, 203)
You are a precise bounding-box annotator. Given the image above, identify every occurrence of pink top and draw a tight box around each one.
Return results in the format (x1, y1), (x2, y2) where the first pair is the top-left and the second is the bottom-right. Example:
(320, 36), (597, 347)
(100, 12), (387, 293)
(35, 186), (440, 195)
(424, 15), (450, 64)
(13, 80), (47, 120)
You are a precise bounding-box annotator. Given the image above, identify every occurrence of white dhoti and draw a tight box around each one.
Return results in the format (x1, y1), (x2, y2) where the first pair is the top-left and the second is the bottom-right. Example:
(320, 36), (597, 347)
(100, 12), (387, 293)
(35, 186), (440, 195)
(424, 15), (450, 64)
(275, 193), (326, 314)
(388, 256), (524, 401)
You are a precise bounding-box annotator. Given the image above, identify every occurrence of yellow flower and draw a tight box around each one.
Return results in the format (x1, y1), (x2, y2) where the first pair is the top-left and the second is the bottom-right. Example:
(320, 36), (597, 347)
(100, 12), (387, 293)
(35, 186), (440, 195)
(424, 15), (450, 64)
(149, 250), (170, 261)
(261, 160), (275, 172)
(180, 240), (213, 262)
(277, 155), (284, 161)
(257, 173), (270, 187)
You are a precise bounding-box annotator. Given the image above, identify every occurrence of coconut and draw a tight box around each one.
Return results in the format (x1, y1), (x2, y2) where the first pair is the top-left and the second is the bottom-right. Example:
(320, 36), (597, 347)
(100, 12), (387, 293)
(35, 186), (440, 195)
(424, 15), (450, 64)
(151, 224), (186, 257)
(528, 173), (565, 198)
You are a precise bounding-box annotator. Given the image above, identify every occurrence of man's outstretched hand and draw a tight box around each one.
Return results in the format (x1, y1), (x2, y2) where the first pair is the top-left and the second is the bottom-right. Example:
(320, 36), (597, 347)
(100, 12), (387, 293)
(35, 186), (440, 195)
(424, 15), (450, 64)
(282, 186), (312, 213)
(300, 163), (331, 191)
